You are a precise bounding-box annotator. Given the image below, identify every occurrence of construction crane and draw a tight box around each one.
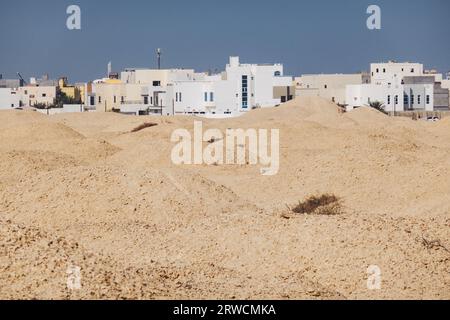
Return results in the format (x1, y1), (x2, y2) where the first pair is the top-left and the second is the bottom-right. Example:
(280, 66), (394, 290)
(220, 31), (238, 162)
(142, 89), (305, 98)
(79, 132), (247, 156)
(17, 72), (27, 85)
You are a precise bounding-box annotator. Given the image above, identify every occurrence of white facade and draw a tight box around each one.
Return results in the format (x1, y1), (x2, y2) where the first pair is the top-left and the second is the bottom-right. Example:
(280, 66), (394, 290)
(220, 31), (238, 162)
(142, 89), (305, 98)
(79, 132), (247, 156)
(0, 88), (21, 109)
(111, 56), (293, 117)
(346, 83), (434, 112)
(346, 62), (439, 112)
(371, 61), (424, 85)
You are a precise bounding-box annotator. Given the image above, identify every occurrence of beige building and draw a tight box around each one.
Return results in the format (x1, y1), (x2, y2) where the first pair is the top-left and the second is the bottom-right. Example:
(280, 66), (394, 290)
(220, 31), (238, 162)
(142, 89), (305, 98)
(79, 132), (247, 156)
(441, 79), (450, 105)
(94, 79), (153, 112)
(19, 86), (56, 107)
(121, 69), (195, 86)
(295, 74), (369, 105)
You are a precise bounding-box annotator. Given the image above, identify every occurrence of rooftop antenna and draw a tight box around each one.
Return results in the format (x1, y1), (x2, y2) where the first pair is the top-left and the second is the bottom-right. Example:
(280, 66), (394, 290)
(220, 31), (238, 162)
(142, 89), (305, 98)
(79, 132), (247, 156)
(157, 48), (161, 70)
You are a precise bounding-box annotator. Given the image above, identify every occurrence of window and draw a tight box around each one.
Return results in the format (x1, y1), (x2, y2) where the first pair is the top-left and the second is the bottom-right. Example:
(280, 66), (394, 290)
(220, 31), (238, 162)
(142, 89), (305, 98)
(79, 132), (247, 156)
(204, 92), (208, 102)
(42, 93), (46, 97)
(150, 96), (153, 105)
(387, 95), (391, 105)
(394, 95), (398, 105)
(426, 95), (430, 104)
(114, 96), (116, 103)
(376, 68), (379, 73)
(242, 75), (248, 108)
(210, 92), (214, 102)
(24, 90), (28, 95)
(411, 68), (414, 73)
(274, 71), (281, 77)
(98, 96), (102, 103)
(410, 94), (414, 105)
(383, 68), (386, 73)
(153, 81), (161, 87)
(418, 95), (421, 104)
(324, 85), (328, 89)
(403, 94), (408, 105)
(179, 93), (182, 102)
(144, 96), (148, 104)
(121, 96), (124, 103)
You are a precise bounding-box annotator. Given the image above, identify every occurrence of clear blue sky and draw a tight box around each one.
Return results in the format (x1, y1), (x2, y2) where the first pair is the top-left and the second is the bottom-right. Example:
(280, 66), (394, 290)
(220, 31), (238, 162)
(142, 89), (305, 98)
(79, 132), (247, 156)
(1, 0), (449, 82)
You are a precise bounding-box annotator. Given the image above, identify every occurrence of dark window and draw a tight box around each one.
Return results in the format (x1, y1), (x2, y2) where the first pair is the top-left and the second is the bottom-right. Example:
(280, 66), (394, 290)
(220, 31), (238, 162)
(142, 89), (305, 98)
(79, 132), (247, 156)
(153, 81), (161, 87)
(144, 96), (148, 104)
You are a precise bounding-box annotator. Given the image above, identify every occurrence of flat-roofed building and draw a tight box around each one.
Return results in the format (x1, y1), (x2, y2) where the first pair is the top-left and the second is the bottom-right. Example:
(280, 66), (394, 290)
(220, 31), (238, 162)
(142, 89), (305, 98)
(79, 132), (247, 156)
(295, 73), (370, 105)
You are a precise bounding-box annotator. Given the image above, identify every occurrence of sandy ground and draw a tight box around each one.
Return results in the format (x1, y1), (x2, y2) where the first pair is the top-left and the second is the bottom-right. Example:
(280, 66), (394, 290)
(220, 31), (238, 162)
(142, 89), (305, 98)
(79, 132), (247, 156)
(0, 97), (449, 300)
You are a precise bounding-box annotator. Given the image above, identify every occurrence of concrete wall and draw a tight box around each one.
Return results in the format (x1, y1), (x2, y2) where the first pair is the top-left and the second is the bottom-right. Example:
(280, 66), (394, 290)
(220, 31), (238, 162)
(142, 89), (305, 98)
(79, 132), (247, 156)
(346, 84), (404, 111)
(371, 62), (424, 85)
(18, 86), (56, 107)
(296, 74), (366, 105)
(0, 88), (21, 109)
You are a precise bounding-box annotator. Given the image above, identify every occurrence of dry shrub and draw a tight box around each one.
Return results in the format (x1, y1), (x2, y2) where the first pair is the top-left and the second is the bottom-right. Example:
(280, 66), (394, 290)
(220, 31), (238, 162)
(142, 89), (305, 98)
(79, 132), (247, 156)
(292, 194), (342, 216)
(131, 123), (158, 133)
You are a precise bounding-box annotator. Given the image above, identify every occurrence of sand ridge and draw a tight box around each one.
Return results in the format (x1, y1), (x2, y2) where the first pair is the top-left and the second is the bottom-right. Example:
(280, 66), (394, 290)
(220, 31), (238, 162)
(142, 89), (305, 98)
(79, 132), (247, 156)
(0, 97), (449, 299)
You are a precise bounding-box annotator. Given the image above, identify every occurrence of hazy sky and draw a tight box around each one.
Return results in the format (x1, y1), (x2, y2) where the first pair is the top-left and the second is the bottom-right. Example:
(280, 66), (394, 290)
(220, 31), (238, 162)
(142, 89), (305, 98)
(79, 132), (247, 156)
(1, 0), (449, 82)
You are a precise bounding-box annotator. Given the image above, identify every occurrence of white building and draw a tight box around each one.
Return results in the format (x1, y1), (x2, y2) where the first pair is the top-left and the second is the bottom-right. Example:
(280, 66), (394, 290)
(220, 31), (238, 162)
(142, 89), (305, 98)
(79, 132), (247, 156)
(370, 61), (424, 85)
(346, 61), (447, 112)
(96, 56), (293, 117)
(0, 88), (21, 110)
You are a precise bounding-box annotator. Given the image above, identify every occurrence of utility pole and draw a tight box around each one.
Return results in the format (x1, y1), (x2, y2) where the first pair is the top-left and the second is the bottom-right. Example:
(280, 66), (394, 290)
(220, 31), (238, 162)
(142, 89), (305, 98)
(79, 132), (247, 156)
(157, 48), (161, 70)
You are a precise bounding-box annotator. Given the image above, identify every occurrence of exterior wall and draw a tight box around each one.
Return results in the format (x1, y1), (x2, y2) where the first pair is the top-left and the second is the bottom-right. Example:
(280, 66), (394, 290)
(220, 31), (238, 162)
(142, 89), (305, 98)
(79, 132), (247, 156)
(94, 82), (126, 112)
(169, 81), (215, 115)
(0, 88), (21, 109)
(403, 84), (434, 111)
(433, 83), (449, 110)
(121, 69), (195, 86)
(295, 74), (367, 105)
(371, 62), (424, 85)
(440, 80), (450, 107)
(18, 86), (56, 107)
(103, 57), (292, 117)
(346, 84), (404, 112)
(222, 57), (292, 112)
(346, 83), (434, 112)
(0, 79), (22, 88)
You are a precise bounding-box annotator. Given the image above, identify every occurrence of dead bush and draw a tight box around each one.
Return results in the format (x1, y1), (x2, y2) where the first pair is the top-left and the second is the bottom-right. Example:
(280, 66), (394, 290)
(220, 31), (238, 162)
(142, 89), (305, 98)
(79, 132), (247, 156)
(292, 194), (342, 216)
(131, 122), (158, 133)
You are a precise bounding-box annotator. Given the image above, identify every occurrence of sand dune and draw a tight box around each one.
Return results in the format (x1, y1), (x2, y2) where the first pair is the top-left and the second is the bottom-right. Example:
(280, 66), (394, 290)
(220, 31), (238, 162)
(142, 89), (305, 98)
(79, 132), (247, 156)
(0, 97), (449, 300)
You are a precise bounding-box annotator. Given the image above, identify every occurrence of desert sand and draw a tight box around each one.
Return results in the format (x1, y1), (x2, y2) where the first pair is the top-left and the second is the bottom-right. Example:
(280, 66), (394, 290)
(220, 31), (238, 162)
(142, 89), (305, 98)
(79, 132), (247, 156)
(0, 97), (449, 300)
